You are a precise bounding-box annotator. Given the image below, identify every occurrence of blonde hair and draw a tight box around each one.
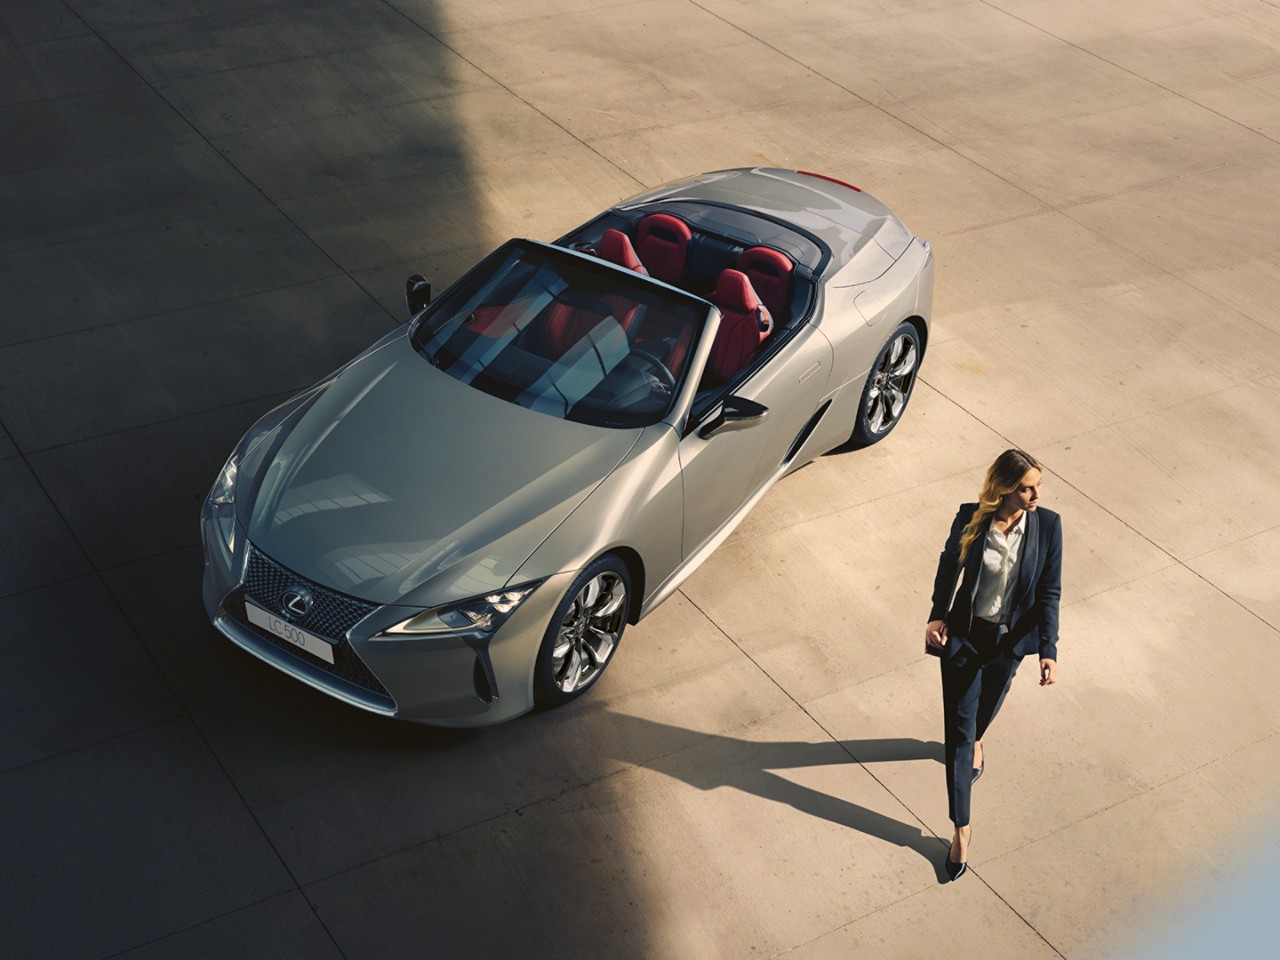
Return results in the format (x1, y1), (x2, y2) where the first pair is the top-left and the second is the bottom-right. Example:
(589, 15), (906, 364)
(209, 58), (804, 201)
(958, 449), (1043, 561)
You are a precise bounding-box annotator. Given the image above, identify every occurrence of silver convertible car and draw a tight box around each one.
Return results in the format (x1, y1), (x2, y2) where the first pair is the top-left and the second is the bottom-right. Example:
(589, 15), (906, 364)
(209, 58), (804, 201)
(201, 168), (933, 726)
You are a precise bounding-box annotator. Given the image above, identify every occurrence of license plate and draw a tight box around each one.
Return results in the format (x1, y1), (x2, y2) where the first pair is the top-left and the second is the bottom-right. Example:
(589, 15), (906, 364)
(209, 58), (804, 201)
(245, 600), (336, 664)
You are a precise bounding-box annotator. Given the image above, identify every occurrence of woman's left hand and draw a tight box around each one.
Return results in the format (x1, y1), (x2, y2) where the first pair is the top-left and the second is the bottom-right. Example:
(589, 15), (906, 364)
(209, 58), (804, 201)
(1039, 658), (1058, 686)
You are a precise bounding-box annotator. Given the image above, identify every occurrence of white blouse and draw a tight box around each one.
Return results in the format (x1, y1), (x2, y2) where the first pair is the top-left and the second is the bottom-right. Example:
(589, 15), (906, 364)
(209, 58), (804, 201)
(973, 512), (1026, 623)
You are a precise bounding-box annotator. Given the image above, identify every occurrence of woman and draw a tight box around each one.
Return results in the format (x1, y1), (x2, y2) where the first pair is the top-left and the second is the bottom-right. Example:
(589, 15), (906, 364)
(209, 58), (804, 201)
(925, 448), (1062, 881)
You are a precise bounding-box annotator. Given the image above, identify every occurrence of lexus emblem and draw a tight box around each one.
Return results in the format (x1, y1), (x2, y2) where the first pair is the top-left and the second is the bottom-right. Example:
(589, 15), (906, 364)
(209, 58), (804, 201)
(280, 587), (313, 621)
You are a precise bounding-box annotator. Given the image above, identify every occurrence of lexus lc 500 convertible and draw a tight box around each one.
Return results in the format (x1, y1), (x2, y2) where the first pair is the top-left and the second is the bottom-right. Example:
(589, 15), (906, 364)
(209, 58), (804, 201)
(201, 168), (933, 726)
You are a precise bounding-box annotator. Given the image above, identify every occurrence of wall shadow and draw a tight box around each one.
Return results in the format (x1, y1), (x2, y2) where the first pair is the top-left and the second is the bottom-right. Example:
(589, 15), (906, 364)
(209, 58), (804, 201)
(0, 0), (663, 956)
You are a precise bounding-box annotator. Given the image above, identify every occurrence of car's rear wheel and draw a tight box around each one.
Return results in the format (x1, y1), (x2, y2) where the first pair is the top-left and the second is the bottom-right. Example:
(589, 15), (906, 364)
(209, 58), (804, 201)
(534, 556), (630, 706)
(850, 321), (921, 447)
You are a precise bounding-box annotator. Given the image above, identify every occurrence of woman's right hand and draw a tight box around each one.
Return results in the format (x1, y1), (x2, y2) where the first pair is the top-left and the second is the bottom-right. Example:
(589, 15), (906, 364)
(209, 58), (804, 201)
(925, 619), (948, 650)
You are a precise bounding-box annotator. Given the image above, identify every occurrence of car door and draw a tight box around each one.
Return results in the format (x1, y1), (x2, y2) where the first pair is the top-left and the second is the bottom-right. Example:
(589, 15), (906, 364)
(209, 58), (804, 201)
(677, 323), (833, 558)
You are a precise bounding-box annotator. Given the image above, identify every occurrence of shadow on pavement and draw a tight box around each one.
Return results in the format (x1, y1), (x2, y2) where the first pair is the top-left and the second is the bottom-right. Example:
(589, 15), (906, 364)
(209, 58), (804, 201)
(0, 0), (664, 955)
(601, 712), (950, 881)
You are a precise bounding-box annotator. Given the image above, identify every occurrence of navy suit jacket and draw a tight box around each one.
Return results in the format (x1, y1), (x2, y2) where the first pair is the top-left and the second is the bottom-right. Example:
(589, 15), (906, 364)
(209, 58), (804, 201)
(928, 503), (1063, 661)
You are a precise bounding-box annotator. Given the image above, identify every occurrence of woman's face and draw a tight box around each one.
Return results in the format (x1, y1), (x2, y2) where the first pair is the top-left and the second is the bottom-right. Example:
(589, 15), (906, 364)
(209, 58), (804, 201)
(1001, 468), (1042, 513)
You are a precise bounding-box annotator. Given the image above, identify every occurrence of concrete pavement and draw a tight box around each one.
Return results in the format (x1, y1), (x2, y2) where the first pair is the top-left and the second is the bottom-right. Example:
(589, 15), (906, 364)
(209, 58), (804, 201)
(2, 0), (1279, 956)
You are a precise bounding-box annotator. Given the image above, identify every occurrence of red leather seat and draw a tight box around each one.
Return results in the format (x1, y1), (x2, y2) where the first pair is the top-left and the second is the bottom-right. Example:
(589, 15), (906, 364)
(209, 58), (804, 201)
(636, 213), (692, 286)
(539, 232), (651, 356)
(465, 303), (511, 336)
(704, 269), (772, 386)
(735, 246), (793, 324)
(541, 303), (599, 357)
(597, 228), (648, 274)
(544, 292), (650, 357)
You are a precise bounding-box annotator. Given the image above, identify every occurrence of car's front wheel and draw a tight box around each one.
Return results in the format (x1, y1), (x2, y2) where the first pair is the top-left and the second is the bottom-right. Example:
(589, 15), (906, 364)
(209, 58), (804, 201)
(850, 321), (921, 447)
(533, 555), (630, 706)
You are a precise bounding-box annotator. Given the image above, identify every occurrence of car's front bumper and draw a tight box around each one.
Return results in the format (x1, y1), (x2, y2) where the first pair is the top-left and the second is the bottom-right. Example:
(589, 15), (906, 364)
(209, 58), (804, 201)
(200, 505), (572, 726)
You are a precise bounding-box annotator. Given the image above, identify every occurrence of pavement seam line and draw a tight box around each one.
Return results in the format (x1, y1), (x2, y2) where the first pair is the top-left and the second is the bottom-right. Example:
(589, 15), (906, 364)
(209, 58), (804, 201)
(0, 128), (207, 178)
(56, 1), (402, 339)
(377, 0), (648, 191)
(180, 712), (351, 960)
(0, 273), (350, 351)
(283, 700), (804, 889)
(669, 391), (1235, 959)
(675, 587), (946, 834)
(768, 861), (1068, 960)
(1163, 265), (1280, 343)
(0, 568), (110, 605)
(17, 6), (1271, 956)
(49, 5), (370, 951)
(696, 0), (1279, 284)
(1183, 564), (1280, 636)
(87, 560), (344, 955)
(978, 0), (1280, 149)
(918, 376), (1191, 564)
(1034, 374), (1280, 451)
(676, 588), (1070, 959)
(94, 889), (312, 960)
(0, 712), (183, 778)
(681, 0), (1071, 208)
(1045, 456), (1280, 636)
(15, 387), (298, 457)
(703, 439), (996, 548)
(979, 728), (1280, 869)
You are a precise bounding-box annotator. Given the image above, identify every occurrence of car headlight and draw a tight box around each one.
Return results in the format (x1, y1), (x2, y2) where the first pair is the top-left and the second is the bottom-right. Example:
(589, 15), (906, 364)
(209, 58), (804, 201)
(206, 412), (285, 554)
(208, 417), (280, 508)
(206, 449), (242, 554)
(209, 452), (239, 507)
(384, 583), (542, 635)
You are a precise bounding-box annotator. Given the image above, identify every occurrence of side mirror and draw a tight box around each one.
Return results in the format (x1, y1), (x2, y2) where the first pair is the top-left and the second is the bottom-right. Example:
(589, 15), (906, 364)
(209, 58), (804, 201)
(699, 396), (769, 439)
(405, 274), (432, 317)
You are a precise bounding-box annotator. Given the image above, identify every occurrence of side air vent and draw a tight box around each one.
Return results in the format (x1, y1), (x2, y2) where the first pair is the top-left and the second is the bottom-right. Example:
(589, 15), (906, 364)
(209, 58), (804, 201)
(783, 401), (832, 464)
(473, 656), (495, 703)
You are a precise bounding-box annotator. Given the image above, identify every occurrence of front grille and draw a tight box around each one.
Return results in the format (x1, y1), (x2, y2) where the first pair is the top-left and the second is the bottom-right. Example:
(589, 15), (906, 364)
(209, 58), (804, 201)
(235, 546), (390, 697)
(244, 548), (377, 640)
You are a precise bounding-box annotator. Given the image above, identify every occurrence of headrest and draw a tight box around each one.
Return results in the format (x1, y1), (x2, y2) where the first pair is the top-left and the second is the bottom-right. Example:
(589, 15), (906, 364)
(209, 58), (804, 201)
(737, 246), (793, 278)
(637, 213), (692, 245)
(715, 269), (759, 313)
(598, 229), (647, 274)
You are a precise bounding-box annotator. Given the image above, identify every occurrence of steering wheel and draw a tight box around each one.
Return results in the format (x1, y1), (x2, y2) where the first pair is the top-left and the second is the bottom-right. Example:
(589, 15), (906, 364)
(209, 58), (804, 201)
(629, 344), (676, 392)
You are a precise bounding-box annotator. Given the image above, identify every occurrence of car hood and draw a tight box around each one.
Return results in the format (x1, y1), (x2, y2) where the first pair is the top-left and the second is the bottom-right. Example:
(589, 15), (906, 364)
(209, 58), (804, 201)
(246, 334), (641, 606)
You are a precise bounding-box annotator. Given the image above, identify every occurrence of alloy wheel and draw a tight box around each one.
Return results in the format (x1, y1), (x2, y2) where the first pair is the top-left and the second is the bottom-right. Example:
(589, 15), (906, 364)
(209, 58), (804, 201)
(865, 333), (918, 434)
(550, 572), (627, 693)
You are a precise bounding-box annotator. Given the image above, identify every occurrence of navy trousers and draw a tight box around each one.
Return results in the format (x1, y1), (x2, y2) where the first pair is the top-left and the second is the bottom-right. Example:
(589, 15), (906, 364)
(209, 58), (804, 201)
(940, 618), (1021, 827)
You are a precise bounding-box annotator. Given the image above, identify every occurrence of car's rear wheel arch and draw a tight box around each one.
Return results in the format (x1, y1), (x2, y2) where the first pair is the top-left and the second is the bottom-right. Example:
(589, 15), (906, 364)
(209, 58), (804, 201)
(905, 315), (928, 356)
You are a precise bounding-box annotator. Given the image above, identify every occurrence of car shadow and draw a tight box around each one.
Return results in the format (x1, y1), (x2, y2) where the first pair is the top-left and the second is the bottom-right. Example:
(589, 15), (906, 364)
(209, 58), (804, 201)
(283, 693), (951, 880)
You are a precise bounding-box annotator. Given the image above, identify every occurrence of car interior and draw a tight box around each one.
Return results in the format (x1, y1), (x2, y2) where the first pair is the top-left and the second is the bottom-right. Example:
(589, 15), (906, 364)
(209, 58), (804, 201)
(557, 207), (816, 394)
(414, 203), (822, 429)
(413, 243), (710, 428)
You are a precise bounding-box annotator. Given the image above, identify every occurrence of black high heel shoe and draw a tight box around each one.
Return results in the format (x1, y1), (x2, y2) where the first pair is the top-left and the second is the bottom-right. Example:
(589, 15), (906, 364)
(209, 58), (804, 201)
(972, 758), (985, 783)
(946, 829), (970, 881)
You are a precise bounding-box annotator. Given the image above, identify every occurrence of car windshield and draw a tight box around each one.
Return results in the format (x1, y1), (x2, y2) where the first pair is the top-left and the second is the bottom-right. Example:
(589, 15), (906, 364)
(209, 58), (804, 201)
(412, 241), (707, 427)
